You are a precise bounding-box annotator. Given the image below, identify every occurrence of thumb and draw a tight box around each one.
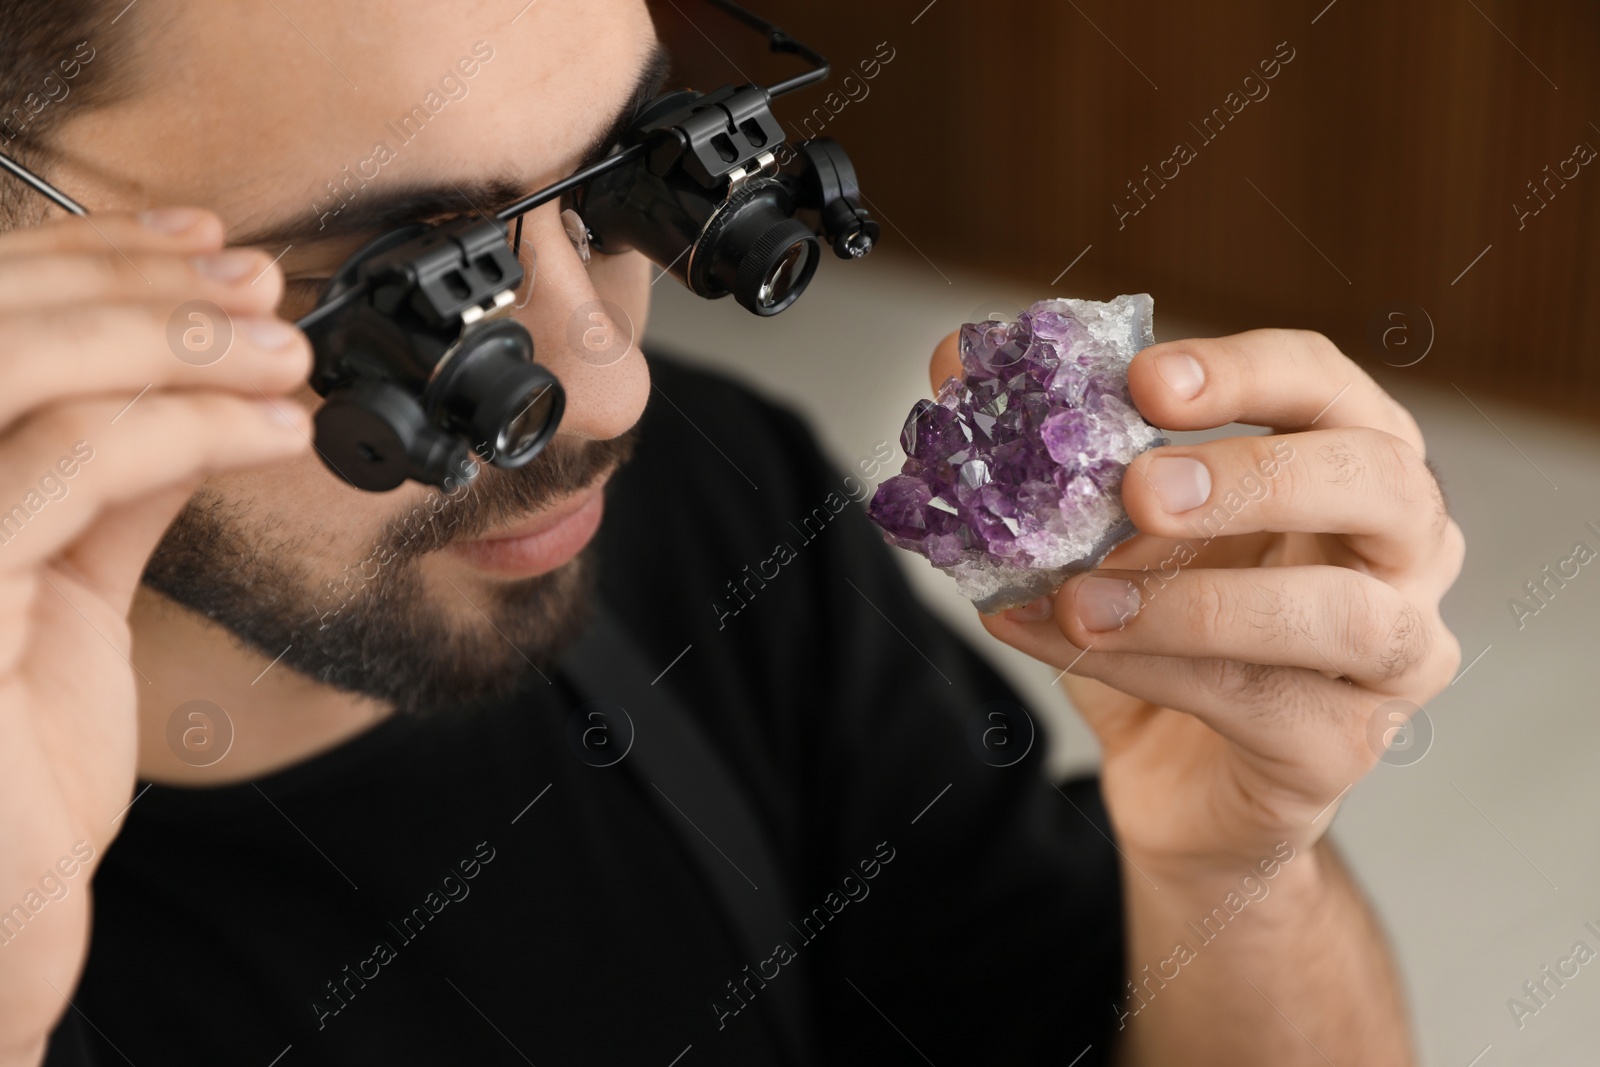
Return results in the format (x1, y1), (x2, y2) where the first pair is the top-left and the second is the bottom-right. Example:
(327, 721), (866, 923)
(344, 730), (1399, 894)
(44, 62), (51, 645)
(928, 329), (961, 394)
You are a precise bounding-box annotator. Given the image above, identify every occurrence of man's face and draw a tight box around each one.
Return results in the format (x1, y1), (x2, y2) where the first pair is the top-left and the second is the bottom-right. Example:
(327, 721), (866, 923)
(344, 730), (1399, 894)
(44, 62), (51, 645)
(49, 0), (662, 714)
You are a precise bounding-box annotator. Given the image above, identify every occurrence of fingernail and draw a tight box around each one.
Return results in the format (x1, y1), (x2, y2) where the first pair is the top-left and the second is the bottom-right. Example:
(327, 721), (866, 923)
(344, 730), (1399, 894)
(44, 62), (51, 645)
(1004, 596), (1053, 623)
(255, 399), (306, 433)
(1148, 456), (1211, 513)
(1155, 353), (1204, 400)
(192, 250), (260, 282)
(139, 207), (204, 234)
(1078, 577), (1141, 631)
(240, 317), (300, 350)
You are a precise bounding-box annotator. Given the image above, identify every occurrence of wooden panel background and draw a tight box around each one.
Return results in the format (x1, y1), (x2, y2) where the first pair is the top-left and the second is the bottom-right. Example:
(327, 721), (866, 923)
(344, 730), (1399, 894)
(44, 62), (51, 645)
(655, 0), (1600, 420)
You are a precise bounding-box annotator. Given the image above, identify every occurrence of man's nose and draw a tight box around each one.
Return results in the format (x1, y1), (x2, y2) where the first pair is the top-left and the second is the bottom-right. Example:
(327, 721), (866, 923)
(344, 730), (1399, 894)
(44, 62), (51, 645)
(513, 205), (650, 445)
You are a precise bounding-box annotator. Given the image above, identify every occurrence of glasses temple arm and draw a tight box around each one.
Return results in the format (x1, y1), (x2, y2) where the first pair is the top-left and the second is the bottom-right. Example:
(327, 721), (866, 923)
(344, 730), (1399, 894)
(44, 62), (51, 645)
(704, 0), (830, 97)
(0, 148), (88, 216)
(494, 142), (648, 224)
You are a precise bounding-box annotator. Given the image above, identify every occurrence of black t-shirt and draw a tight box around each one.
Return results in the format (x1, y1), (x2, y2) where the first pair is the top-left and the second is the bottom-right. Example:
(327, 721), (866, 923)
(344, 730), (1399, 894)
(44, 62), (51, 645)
(44, 351), (1124, 1066)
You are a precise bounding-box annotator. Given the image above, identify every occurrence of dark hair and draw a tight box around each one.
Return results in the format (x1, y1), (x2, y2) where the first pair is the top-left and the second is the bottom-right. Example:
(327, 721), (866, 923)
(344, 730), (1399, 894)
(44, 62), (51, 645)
(0, 1), (129, 223)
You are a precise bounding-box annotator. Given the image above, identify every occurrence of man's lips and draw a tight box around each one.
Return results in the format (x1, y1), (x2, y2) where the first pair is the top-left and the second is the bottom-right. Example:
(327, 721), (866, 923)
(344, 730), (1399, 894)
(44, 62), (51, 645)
(444, 473), (612, 577)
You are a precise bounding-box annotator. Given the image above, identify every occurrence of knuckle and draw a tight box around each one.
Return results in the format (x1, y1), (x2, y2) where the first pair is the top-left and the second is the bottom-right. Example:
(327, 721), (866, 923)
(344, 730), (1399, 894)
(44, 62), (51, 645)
(1185, 573), (1233, 640)
(1423, 458), (1451, 539)
(1344, 575), (1428, 680)
(1371, 429), (1443, 535)
(1439, 626), (1462, 686)
(1288, 328), (1345, 373)
(1421, 623), (1462, 694)
(1244, 434), (1302, 503)
(1239, 578), (1301, 648)
(1440, 516), (1467, 582)
(1200, 656), (1285, 706)
(1380, 602), (1430, 680)
(1290, 327), (1335, 356)
(1327, 428), (1434, 527)
(1368, 428), (1421, 498)
(1315, 432), (1364, 488)
(1338, 575), (1390, 662)
(1243, 435), (1285, 491)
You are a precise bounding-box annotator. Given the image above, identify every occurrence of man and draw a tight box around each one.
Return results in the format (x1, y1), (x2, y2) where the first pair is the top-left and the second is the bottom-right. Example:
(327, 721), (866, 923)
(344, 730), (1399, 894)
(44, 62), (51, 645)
(0, 1), (1462, 1064)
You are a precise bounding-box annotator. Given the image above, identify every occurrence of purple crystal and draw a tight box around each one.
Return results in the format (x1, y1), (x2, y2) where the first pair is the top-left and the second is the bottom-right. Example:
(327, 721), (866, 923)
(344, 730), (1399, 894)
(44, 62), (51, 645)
(867, 294), (1167, 612)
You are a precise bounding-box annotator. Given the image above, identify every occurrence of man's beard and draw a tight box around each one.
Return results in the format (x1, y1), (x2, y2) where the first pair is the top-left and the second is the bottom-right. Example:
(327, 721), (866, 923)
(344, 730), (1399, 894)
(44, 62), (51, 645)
(141, 426), (638, 718)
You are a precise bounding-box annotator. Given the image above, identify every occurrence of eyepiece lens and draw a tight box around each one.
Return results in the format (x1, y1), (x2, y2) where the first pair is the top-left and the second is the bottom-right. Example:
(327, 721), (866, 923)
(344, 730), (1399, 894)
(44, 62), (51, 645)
(759, 240), (815, 310)
(428, 319), (564, 470)
(728, 212), (819, 317)
(500, 382), (558, 458)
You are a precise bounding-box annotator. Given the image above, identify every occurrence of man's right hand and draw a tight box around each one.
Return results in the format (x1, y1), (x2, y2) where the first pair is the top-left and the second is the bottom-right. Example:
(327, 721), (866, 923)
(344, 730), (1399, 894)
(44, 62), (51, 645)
(0, 208), (313, 1065)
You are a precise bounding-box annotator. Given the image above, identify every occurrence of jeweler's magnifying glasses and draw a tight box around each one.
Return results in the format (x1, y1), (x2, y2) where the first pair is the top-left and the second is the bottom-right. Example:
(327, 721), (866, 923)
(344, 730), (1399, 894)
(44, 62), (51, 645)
(0, 0), (879, 492)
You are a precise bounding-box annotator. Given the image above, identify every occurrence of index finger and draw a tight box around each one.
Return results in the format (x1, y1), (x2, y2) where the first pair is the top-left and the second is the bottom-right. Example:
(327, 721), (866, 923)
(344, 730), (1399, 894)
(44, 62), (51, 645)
(0, 207), (227, 261)
(1128, 328), (1426, 457)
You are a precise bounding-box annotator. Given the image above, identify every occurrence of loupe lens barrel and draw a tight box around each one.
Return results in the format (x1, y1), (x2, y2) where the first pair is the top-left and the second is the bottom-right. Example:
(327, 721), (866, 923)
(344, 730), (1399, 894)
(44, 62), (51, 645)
(581, 164), (717, 287)
(429, 320), (564, 467)
(499, 377), (562, 459)
(725, 214), (817, 315)
(582, 166), (819, 314)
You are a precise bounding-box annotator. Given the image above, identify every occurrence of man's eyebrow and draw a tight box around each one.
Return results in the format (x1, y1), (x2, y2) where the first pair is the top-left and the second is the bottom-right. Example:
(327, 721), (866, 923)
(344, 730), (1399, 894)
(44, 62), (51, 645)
(232, 39), (673, 251)
(572, 39), (673, 180)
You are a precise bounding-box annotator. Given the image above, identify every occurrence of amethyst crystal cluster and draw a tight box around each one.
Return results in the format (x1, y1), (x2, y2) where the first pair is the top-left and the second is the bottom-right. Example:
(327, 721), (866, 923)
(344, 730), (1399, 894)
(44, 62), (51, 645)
(867, 295), (1166, 612)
